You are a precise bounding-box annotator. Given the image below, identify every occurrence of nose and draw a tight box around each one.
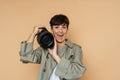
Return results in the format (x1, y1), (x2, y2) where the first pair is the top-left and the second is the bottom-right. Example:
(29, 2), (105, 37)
(59, 28), (63, 33)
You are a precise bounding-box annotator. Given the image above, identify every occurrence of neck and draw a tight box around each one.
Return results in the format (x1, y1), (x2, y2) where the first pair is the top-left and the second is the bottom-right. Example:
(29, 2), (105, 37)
(57, 41), (65, 46)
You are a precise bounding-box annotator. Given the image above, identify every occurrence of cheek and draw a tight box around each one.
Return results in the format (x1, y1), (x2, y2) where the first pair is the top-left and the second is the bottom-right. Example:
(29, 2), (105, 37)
(52, 31), (57, 36)
(63, 30), (68, 34)
(53, 31), (57, 34)
(52, 29), (58, 34)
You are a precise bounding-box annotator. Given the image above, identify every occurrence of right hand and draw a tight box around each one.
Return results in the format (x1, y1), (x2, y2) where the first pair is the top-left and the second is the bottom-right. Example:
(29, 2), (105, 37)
(27, 26), (45, 42)
(33, 26), (45, 35)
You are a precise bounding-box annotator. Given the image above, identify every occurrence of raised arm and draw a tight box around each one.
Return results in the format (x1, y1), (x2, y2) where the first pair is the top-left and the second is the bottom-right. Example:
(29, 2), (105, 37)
(19, 26), (44, 64)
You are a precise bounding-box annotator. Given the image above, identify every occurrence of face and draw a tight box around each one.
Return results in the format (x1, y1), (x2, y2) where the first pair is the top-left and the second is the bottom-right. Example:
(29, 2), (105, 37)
(51, 24), (68, 45)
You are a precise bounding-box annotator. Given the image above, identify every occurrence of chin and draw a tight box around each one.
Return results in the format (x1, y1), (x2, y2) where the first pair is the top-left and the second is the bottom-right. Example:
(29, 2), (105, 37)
(56, 39), (65, 43)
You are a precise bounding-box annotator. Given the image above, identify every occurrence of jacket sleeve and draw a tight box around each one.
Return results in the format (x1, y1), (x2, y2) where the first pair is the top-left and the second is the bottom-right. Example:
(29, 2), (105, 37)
(55, 45), (86, 79)
(19, 41), (42, 64)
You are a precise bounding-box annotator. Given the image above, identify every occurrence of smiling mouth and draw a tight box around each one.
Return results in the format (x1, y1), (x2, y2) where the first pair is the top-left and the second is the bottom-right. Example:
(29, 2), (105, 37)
(57, 34), (64, 37)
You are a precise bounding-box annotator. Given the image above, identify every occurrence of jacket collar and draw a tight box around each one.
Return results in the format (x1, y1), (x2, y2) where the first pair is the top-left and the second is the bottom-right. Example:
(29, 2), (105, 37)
(65, 39), (74, 48)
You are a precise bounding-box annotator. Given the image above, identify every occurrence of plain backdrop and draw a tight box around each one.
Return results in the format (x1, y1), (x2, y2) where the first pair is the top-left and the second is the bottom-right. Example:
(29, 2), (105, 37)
(0, 0), (120, 80)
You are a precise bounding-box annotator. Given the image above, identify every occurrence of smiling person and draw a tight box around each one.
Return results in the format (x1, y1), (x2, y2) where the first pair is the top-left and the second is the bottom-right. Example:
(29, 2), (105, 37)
(19, 14), (86, 80)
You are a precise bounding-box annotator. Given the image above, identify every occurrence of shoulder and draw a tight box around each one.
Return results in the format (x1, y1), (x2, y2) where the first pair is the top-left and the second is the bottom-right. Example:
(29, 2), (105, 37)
(66, 39), (82, 49)
(66, 40), (83, 58)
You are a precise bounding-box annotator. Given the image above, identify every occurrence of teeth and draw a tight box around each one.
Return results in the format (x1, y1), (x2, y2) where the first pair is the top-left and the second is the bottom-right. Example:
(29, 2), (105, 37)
(57, 34), (63, 37)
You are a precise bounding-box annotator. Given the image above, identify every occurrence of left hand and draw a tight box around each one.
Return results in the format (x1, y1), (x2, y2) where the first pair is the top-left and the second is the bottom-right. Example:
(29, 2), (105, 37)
(48, 39), (61, 63)
(48, 38), (57, 57)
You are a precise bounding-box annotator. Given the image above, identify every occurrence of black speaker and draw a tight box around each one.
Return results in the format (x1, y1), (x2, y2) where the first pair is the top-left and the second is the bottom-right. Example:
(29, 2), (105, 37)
(37, 27), (54, 49)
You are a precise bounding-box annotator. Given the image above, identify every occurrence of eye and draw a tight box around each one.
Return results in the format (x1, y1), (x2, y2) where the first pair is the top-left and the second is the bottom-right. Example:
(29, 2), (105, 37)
(62, 26), (67, 29)
(62, 25), (67, 29)
(54, 25), (59, 29)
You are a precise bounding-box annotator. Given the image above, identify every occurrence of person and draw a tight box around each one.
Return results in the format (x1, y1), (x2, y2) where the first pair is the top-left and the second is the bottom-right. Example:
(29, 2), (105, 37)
(19, 14), (86, 80)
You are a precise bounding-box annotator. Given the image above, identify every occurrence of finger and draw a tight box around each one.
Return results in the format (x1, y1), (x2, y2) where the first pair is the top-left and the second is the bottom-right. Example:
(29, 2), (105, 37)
(47, 48), (50, 51)
(47, 48), (53, 55)
(38, 29), (43, 33)
(54, 38), (57, 46)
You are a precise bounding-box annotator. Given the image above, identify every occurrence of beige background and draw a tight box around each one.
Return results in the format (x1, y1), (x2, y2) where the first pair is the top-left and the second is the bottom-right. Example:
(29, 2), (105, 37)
(0, 0), (120, 80)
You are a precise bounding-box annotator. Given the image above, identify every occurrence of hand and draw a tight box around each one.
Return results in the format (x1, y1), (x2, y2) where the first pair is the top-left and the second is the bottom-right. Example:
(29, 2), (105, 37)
(48, 39), (61, 63)
(27, 25), (45, 42)
(33, 26), (44, 35)
(48, 38), (57, 56)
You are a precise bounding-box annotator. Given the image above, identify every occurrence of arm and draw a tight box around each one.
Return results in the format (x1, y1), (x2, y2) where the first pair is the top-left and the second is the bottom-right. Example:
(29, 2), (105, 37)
(19, 41), (42, 63)
(19, 26), (43, 64)
(55, 45), (86, 79)
(47, 39), (61, 63)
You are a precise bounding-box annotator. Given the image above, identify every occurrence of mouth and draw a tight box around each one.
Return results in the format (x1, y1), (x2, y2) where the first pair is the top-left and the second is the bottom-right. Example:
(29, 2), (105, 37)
(57, 34), (64, 37)
(55, 34), (65, 43)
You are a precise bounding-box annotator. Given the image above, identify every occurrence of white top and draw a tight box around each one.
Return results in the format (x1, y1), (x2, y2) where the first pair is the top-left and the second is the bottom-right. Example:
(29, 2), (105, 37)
(50, 66), (60, 80)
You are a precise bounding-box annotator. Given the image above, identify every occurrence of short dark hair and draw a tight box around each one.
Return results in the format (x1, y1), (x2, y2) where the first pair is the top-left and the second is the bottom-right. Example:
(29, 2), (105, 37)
(50, 14), (69, 28)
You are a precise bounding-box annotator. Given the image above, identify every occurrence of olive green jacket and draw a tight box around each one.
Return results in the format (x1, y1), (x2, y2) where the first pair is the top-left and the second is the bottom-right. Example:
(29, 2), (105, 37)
(19, 40), (86, 80)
